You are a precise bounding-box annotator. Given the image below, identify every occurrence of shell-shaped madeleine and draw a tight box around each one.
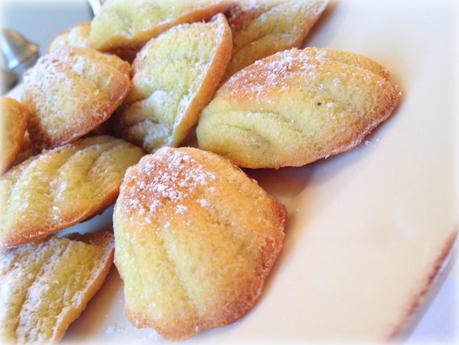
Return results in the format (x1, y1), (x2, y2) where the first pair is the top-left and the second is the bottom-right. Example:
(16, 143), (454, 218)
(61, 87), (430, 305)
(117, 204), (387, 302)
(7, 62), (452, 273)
(116, 14), (232, 152)
(89, 0), (231, 52)
(224, 0), (328, 78)
(114, 147), (286, 340)
(197, 48), (402, 169)
(0, 136), (144, 248)
(22, 47), (131, 151)
(0, 231), (114, 344)
(0, 98), (30, 174)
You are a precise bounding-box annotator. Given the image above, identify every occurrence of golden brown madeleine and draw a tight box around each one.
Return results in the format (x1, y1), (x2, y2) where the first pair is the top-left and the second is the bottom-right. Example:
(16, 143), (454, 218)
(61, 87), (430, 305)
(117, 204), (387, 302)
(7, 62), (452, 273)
(0, 230), (114, 344)
(197, 48), (402, 169)
(89, 0), (231, 53)
(0, 136), (144, 249)
(224, 0), (328, 78)
(0, 98), (30, 174)
(114, 147), (286, 339)
(22, 47), (131, 151)
(116, 14), (232, 153)
(48, 23), (90, 52)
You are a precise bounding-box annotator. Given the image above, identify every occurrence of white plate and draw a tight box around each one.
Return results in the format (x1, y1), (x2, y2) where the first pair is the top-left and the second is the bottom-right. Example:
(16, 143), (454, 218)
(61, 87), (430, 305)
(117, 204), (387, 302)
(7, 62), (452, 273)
(8, 0), (457, 343)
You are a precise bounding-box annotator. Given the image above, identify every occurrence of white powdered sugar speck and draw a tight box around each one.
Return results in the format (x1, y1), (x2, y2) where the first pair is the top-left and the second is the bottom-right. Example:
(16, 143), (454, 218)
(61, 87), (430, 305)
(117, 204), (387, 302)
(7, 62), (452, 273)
(176, 205), (187, 214)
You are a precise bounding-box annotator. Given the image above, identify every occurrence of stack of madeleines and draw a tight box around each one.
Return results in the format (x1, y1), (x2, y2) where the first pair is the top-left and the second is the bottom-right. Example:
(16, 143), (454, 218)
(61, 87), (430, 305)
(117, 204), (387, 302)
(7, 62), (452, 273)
(0, 0), (401, 342)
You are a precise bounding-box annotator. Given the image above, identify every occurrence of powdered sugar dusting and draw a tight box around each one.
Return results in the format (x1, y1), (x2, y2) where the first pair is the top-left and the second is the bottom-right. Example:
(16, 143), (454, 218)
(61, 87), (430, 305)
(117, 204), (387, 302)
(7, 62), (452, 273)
(198, 199), (210, 207)
(176, 205), (188, 214)
(122, 148), (216, 218)
(227, 48), (325, 100)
